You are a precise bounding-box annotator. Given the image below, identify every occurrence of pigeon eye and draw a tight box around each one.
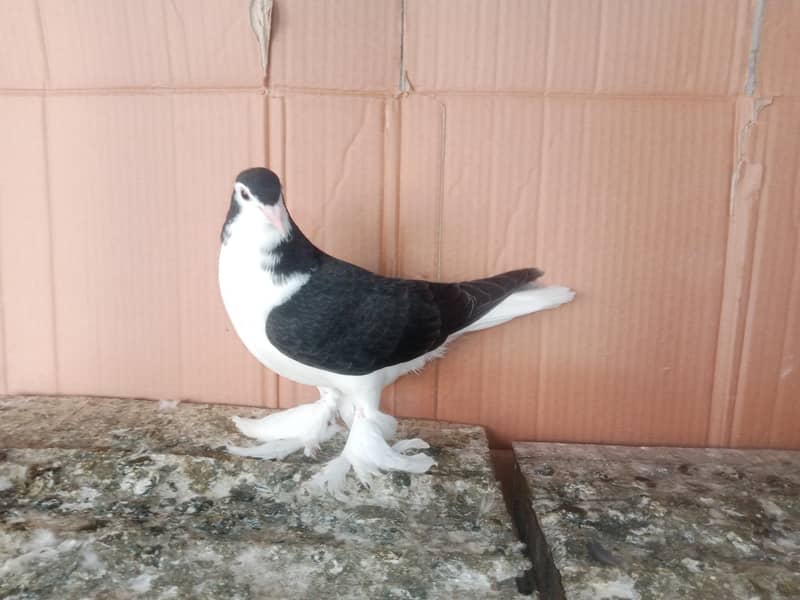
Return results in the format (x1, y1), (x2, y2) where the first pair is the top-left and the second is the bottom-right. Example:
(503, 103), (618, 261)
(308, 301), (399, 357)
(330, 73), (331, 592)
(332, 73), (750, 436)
(241, 189), (250, 200)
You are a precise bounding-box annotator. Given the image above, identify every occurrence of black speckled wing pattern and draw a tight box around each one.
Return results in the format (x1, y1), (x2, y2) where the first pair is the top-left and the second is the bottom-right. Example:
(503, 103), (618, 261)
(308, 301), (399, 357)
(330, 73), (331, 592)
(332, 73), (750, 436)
(265, 257), (542, 376)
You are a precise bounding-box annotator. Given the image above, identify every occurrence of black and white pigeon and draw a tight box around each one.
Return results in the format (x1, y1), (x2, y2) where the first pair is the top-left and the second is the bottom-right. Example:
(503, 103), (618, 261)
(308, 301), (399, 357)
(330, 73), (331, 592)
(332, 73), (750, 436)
(219, 167), (575, 493)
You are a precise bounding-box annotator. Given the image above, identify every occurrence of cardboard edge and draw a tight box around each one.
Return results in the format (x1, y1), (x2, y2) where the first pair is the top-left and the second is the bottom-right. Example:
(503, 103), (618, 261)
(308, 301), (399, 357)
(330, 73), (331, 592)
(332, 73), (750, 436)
(708, 96), (773, 446)
(380, 98), (401, 415)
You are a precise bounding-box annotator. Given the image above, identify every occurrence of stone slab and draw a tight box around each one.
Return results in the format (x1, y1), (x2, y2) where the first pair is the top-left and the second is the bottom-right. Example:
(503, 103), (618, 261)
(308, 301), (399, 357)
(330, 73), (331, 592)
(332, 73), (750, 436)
(0, 396), (530, 599)
(512, 442), (800, 600)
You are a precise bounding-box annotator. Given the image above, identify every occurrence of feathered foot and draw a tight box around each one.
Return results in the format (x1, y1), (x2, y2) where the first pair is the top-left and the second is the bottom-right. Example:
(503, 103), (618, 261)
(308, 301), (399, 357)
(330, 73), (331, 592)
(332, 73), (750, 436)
(335, 398), (397, 439)
(227, 394), (340, 459)
(309, 412), (435, 495)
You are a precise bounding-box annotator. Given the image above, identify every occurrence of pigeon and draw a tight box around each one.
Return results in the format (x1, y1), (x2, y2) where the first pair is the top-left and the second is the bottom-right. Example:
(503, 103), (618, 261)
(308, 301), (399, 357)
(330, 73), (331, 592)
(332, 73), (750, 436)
(219, 167), (575, 494)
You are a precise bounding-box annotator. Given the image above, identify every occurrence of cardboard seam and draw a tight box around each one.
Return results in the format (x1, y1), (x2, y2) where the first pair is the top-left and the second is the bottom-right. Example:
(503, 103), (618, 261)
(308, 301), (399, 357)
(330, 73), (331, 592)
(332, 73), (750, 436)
(432, 96), (449, 420)
(263, 87), (758, 101)
(161, 1), (177, 84)
(399, 0), (409, 93)
(708, 96), (773, 446)
(0, 230), (7, 393)
(533, 100), (549, 439)
(167, 96), (185, 400)
(0, 87), (266, 96)
(273, 95), (288, 409)
(729, 97), (772, 216)
(591, 0), (606, 94)
(41, 95), (59, 393)
(33, 0), (50, 88)
(381, 99), (400, 415)
(379, 99), (401, 278)
(542, 0), (554, 93)
(744, 0), (766, 96)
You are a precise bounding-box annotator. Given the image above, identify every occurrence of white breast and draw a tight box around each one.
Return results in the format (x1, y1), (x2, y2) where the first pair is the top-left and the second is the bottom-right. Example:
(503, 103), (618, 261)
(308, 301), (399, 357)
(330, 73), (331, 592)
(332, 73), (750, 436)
(218, 216), (328, 387)
(218, 210), (447, 394)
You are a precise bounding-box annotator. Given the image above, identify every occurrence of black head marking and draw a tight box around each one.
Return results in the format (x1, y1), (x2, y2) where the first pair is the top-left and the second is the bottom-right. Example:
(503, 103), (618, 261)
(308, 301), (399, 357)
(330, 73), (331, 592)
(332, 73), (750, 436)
(220, 190), (239, 243)
(236, 167), (282, 206)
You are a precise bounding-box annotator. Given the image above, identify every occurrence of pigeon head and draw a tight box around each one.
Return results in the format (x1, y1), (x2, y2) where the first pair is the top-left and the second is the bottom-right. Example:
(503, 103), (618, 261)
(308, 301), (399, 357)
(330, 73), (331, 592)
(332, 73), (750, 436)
(235, 167), (282, 206)
(230, 167), (290, 240)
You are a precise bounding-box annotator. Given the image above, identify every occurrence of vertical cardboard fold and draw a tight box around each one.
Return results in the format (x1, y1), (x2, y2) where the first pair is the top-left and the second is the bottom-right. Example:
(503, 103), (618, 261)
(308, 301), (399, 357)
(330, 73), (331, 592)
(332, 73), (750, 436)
(727, 99), (800, 448)
(392, 95), (446, 419)
(708, 97), (770, 446)
(535, 98), (732, 446)
(273, 94), (387, 408)
(433, 96), (547, 445)
(172, 92), (270, 407)
(379, 99), (401, 415)
(0, 96), (58, 393)
(0, 0), (48, 88)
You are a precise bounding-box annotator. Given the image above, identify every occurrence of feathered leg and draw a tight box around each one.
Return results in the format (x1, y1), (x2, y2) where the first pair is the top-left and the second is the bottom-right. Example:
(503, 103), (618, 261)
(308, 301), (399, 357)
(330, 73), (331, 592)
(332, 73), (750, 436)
(227, 387), (342, 459)
(310, 390), (435, 495)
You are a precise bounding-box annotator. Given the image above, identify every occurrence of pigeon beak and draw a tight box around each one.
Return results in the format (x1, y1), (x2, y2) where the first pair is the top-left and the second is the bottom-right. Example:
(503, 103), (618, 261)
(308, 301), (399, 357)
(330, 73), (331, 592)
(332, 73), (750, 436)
(260, 203), (287, 237)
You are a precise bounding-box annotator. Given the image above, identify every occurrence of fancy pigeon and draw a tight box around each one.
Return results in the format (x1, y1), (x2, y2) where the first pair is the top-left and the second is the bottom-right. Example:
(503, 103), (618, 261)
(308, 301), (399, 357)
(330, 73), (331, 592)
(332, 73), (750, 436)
(219, 167), (575, 493)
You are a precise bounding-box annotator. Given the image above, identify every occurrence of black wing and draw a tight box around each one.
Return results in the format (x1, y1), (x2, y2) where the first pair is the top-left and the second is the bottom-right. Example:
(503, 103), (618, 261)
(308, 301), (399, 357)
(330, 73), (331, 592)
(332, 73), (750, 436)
(266, 257), (542, 375)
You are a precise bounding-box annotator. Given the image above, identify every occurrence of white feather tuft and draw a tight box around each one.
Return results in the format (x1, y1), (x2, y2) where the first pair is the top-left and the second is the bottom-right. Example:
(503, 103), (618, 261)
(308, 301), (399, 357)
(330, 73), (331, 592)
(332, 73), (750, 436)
(308, 455), (352, 498)
(344, 414), (435, 488)
(226, 438), (305, 460)
(392, 439), (430, 452)
(229, 397), (341, 459)
(367, 410), (398, 440)
(231, 397), (336, 441)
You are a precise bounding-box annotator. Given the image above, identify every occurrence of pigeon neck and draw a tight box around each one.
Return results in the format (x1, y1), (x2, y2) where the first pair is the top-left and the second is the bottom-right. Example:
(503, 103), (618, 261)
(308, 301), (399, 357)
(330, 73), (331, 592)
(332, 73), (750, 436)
(263, 216), (323, 281)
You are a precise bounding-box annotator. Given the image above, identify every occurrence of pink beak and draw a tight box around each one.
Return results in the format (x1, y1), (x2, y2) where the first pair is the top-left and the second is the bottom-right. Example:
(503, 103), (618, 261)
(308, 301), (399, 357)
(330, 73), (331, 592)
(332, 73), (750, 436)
(260, 203), (287, 237)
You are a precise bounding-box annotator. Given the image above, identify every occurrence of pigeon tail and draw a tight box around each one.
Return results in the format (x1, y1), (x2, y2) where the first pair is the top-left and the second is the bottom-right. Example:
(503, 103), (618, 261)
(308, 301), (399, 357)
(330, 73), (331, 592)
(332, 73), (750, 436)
(459, 285), (575, 334)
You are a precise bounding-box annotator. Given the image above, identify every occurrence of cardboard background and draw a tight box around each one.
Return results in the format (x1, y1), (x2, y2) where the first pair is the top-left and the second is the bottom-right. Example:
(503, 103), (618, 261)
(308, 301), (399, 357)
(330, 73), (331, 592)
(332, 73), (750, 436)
(0, 0), (796, 449)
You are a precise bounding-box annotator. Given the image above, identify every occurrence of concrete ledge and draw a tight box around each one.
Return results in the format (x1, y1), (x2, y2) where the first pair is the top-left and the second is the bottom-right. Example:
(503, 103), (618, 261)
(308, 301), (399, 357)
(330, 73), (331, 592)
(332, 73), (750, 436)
(512, 442), (800, 600)
(0, 396), (530, 599)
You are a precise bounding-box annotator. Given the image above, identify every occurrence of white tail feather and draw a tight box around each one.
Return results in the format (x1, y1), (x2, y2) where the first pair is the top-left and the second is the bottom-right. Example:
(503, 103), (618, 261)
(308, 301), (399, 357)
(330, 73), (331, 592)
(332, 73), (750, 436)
(461, 285), (575, 334)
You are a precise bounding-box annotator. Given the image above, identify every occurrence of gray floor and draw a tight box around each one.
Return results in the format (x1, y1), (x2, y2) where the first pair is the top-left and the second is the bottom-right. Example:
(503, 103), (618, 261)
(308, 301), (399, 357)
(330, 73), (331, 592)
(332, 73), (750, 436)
(0, 396), (529, 599)
(513, 442), (800, 599)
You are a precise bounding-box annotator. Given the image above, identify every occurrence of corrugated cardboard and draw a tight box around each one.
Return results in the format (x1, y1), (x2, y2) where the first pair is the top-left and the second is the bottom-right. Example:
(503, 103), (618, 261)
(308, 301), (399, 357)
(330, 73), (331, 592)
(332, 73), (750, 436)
(268, 0), (401, 92)
(727, 98), (800, 448)
(758, 0), (800, 95)
(0, 0), (797, 450)
(0, 96), (56, 394)
(404, 0), (750, 94)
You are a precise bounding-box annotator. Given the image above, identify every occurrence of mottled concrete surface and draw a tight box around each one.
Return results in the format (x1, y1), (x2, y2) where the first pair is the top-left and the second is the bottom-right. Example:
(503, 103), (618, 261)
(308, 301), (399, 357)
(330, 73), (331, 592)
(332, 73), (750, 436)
(512, 443), (800, 600)
(0, 396), (530, 599)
